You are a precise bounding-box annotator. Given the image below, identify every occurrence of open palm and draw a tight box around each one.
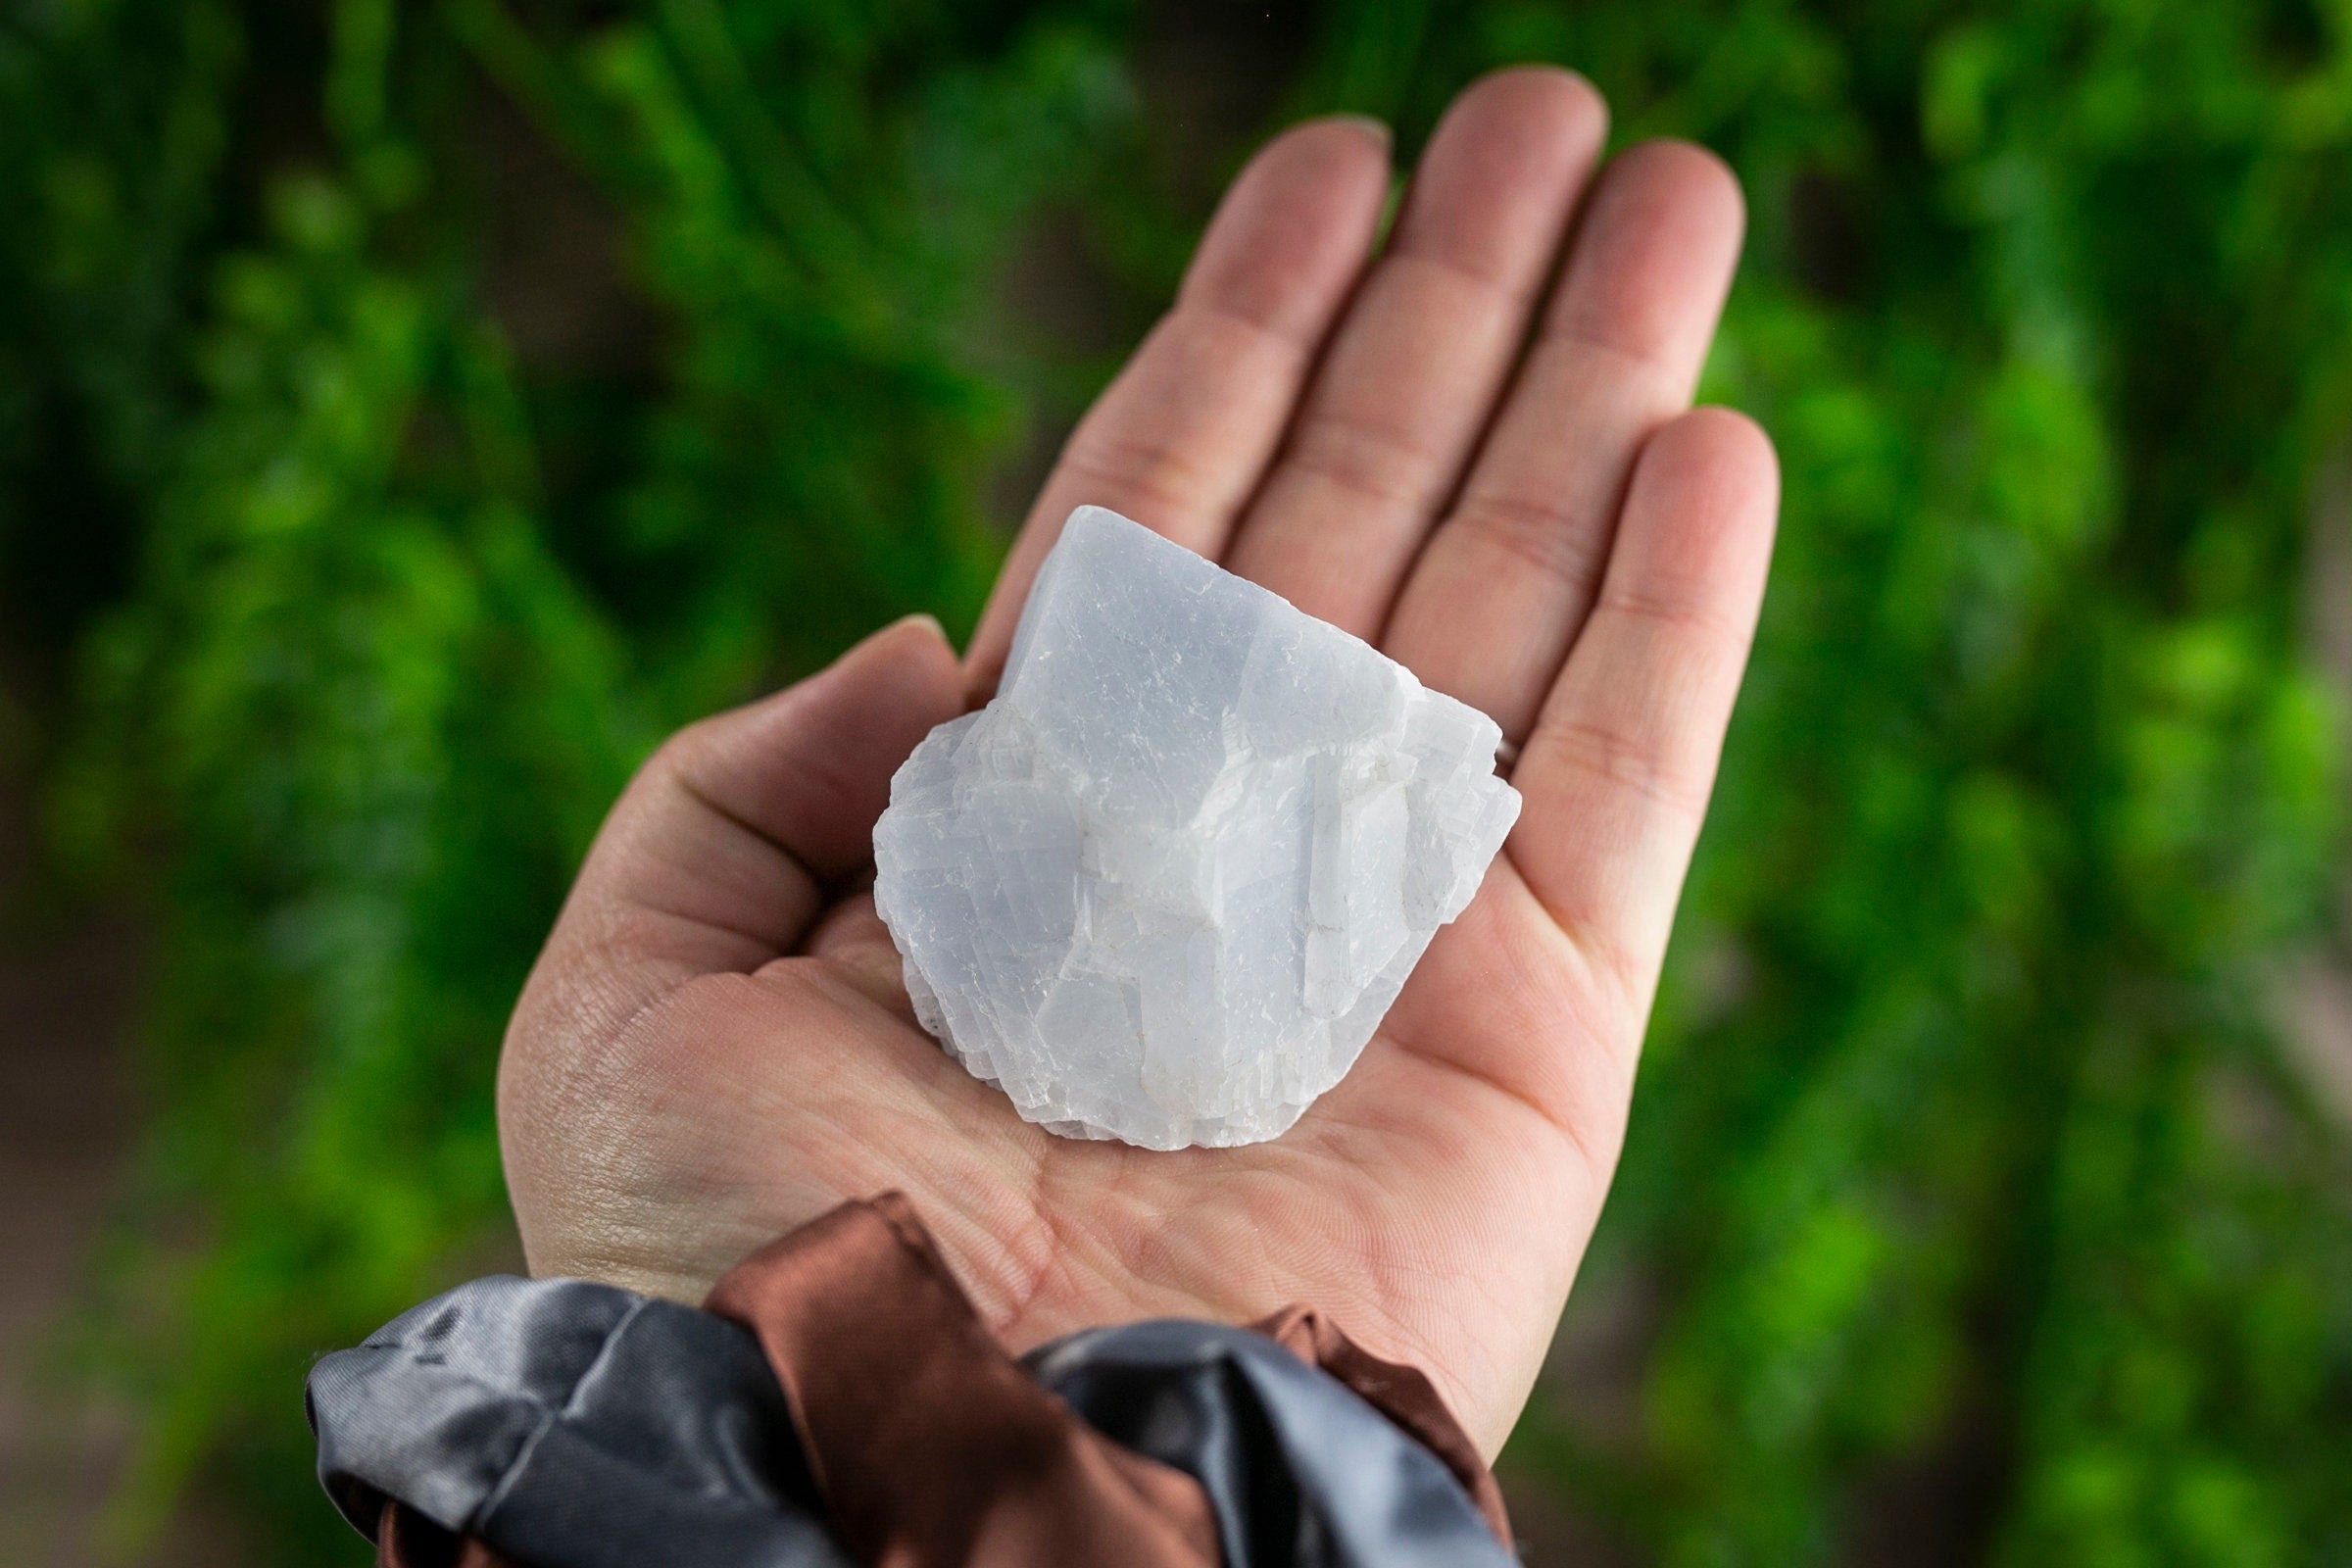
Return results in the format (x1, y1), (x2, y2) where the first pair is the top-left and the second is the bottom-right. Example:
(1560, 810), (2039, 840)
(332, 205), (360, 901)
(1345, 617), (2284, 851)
(499, 68), (1778, 1458)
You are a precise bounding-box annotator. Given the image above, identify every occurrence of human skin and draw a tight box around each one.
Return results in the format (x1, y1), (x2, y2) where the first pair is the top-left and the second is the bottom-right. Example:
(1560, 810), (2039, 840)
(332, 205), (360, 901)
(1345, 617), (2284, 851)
(498, 67), (1779, 1460)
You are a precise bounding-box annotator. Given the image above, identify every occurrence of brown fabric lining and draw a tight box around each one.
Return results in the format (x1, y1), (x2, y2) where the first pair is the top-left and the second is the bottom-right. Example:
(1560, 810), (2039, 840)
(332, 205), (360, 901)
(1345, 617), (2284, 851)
(707, 1193), (1511, 1566)
(1248, 1304), (1513, 1548)
(704, 1193), (1220, 1568)
(376, 1497), (519, 1568)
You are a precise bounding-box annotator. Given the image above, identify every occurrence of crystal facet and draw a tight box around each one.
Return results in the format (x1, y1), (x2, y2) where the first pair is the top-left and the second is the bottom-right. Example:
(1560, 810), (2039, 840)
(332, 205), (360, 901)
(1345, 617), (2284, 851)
(872, 507), (1521, 1149)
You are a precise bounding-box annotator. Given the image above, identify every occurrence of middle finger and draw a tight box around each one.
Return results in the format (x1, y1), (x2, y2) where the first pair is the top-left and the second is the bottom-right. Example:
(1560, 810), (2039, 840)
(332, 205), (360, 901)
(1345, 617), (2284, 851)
(1381, 140), (1746, 744)
(1222, 67), (1606, 635)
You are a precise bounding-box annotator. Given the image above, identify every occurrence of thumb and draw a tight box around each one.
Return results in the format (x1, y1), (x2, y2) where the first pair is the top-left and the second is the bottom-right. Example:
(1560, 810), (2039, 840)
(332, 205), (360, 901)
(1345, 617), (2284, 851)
(526, 613), (965, 1039)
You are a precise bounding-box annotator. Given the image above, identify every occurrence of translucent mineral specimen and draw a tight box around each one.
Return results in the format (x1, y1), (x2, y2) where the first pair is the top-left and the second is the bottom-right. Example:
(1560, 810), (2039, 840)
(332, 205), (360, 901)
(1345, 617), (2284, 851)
(872, 507), (1521, 1150)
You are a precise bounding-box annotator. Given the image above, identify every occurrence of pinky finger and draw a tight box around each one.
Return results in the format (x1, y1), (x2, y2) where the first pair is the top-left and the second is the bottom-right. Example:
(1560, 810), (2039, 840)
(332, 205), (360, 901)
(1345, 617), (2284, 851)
(1508, 407), (1779, 1011)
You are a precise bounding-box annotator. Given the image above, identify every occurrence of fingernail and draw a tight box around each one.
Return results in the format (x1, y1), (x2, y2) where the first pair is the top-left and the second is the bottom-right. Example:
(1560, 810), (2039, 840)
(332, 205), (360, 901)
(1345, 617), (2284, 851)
(892, 612), (950, 646)
(1323, 113), (1393, 149)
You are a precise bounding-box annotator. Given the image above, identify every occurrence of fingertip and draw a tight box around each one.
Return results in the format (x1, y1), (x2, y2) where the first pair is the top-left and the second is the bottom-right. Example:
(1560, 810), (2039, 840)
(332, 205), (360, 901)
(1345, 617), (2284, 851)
(1545, 139), (1746, 368)
(1428, 63), (1610, 172)
(865, 610), (957, 665)
(1182, 115), (1392, 339)
(1447, 63), (1610, 149)
(1298, 111), (1394, 157)
(837, 611), (966, 716)
(898, 610), (952, 644)
(1604, 138), (1746, 240)
(1617, 408), (1782, 602)
(1390, 65), (1609, 284)
(1648, 406), (1781, 517)
(1714, 407), (1780, 512)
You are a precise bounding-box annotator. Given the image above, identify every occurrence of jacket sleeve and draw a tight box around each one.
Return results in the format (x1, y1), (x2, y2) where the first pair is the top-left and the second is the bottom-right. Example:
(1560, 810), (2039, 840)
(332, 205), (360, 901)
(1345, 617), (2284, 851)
(308, 1194), (1514, 1568)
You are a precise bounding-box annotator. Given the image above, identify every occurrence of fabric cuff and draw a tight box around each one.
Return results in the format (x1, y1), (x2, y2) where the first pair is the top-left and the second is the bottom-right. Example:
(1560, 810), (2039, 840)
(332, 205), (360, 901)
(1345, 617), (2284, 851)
(311, 1193), (1513, 1568)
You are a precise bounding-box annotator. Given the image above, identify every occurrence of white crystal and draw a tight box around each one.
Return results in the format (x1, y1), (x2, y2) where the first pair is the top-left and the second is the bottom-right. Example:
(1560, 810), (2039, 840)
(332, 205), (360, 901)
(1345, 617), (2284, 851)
(872, 507), (1521, 1150)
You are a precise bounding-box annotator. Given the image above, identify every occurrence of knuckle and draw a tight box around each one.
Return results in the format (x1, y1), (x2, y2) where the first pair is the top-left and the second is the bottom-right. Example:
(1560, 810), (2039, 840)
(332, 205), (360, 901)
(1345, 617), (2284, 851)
(1530, 713), (1710, 819)
(1057, 426), (1218, 522)
(1451, 491), (1608, 591)
(1283, 410), (1446, 513)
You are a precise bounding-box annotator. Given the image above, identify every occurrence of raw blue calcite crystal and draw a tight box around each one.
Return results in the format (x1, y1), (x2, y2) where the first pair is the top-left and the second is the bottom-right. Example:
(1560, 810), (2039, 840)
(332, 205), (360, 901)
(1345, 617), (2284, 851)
(873, 507), (1520, 1150)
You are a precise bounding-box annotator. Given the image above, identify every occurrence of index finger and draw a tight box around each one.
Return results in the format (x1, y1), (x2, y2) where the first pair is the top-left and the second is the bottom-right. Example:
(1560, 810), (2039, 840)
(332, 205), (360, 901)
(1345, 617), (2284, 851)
(962, 116), (1392, 697)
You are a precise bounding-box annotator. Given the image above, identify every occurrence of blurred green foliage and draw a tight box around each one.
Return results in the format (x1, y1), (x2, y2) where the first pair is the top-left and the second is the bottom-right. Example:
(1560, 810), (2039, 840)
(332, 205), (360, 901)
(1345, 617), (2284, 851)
(3, 0), (2350, 1561)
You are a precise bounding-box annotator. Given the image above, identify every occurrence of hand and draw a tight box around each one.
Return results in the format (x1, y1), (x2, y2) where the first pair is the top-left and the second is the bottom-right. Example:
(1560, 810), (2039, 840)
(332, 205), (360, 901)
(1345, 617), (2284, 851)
(499, 67), (1777, 1458)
